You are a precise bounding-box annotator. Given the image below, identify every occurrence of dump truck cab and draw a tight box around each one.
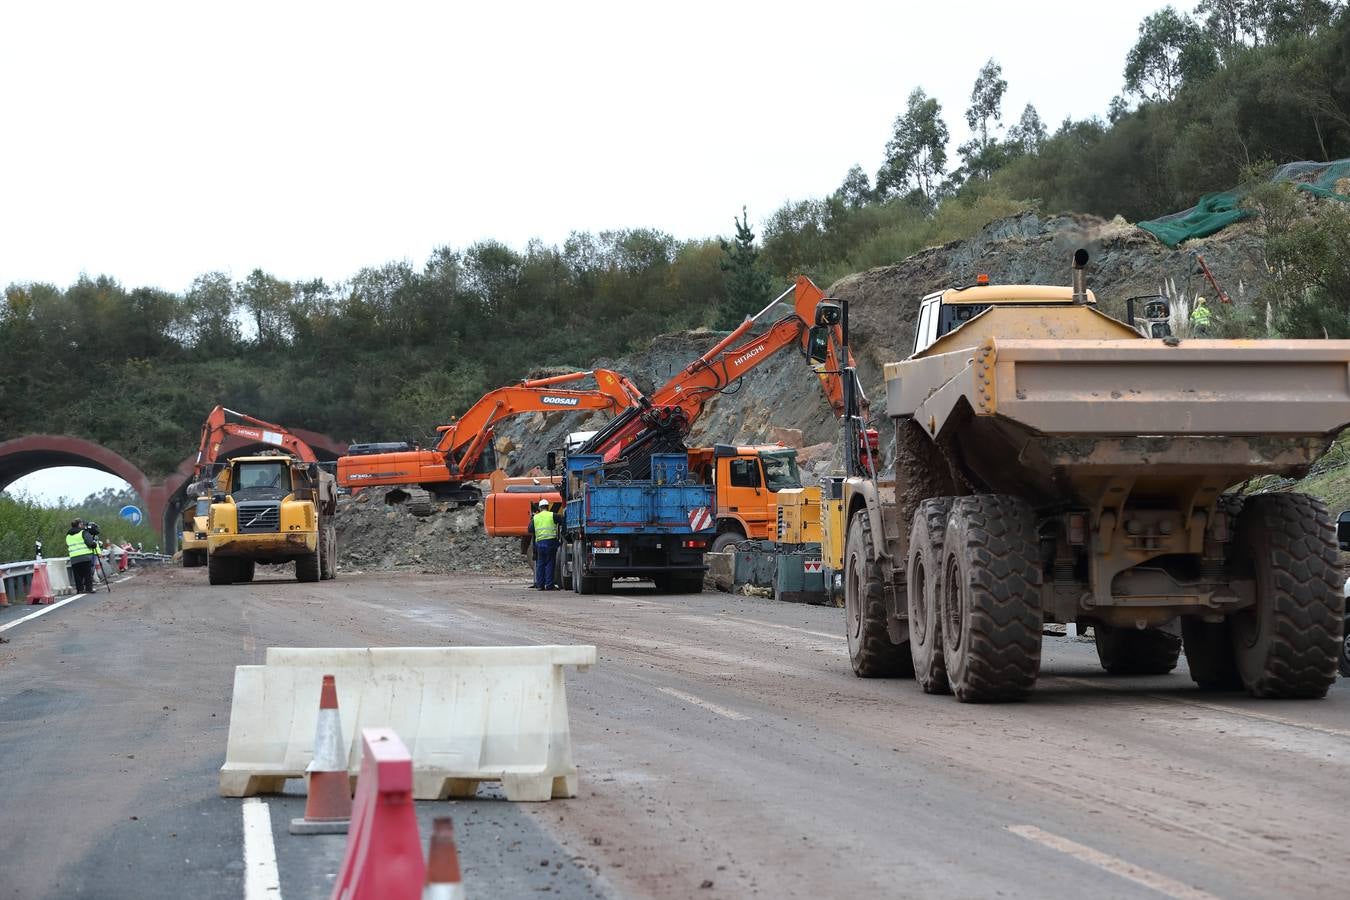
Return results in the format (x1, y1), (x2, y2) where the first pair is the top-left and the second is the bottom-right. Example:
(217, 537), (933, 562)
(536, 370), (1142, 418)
(207, 453), (338, 586)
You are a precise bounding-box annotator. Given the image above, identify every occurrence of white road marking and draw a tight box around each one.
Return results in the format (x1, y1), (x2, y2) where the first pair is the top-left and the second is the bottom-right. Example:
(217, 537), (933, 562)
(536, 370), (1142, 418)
(1045, 675), (1350, 740)
(1153, 695), (1350, 741)
(717, 615), (841, 641)
(0, 593), (87, 633)
(243, 798), (283, 899)
(1008, 824), (1220, 900)
(658, 687), (749, 720)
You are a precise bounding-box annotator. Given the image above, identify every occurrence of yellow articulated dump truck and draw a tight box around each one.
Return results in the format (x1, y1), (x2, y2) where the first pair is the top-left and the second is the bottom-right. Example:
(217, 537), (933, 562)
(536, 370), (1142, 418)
(827, 250), (1350, 701)
(180, 494), (211, 568)
(207, 453), (338, 585)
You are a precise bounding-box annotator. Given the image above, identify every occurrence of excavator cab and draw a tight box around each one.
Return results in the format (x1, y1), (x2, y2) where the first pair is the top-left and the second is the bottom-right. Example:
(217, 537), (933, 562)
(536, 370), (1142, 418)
(808, 300), (843, 365)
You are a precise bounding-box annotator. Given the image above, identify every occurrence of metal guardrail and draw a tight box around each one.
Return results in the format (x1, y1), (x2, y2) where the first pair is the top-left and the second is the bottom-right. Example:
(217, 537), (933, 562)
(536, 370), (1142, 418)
(1, 552), (170, 604)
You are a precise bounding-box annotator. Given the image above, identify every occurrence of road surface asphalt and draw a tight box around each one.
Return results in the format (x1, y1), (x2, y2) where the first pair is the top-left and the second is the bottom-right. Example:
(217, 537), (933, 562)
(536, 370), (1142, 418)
(0, 564), (1346, 899)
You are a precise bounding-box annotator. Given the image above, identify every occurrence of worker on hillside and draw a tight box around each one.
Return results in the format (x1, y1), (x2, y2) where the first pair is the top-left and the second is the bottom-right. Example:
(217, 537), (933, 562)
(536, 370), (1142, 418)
(528, 498), (562, 590)
(1190, 296), (1213, 335)
(65, 519), (98, 593)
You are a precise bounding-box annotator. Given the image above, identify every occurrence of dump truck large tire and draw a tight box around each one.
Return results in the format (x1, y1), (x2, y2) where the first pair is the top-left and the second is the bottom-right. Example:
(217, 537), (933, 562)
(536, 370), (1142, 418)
(939, 495), (1042, 702)
(1093, 624), (1181, 675)
(844, 509), (912, 678)
(296, 547), (321, 583)
(1181, 618), (1242, 690)
(1229, 493), (1343, 699)
(320, 524), (337, 580)
(907, 498), (953, 694)
(208, 554), (236, 585)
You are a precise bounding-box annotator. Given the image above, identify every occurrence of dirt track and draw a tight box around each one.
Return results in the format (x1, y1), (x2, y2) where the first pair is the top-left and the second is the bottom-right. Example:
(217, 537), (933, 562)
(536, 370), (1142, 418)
(1, 565), (1347, 899)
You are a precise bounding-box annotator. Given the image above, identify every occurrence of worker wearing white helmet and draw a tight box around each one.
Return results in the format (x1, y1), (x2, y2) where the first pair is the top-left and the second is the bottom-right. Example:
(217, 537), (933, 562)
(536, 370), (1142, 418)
(528, 498), (562, 590)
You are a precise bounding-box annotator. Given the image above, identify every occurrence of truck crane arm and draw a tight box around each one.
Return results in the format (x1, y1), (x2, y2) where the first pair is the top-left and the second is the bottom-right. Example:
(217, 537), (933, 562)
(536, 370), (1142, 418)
(585, 276), (862, 462)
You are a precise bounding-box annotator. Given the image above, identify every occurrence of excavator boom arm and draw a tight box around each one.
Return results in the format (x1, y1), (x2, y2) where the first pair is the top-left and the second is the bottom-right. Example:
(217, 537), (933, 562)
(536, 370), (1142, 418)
(193, 406), (319, 482)
(434, 369), (645, 473)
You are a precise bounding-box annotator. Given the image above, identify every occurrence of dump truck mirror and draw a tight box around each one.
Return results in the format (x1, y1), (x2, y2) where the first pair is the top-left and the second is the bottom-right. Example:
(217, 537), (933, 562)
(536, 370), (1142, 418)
(546, 451), (557, 472)
(807, 326), (831, 364)
(814, 301), (842, 327)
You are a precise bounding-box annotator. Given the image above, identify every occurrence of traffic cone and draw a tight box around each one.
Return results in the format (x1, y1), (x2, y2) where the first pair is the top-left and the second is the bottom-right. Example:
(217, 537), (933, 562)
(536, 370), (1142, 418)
(422, 817), (464, 900)
(289, 674), (353, 834)
(26, 562), (55, 605)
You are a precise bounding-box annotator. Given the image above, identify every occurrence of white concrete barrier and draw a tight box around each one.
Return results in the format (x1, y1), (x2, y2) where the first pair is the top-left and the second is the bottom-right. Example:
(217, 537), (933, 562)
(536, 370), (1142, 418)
(219, 645), (596, 802)
(46, 560), (73, 594)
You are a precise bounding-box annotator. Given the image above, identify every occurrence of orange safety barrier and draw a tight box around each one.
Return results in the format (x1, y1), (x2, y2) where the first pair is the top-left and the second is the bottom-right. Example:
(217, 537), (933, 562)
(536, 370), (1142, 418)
(330, 728), (426, 900)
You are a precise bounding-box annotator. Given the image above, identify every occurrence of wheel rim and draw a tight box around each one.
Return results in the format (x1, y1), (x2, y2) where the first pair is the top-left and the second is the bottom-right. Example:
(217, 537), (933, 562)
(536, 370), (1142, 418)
(943, 553), (963, 652)
(910, 553), (928, 644)
(845, 548), (863, 643)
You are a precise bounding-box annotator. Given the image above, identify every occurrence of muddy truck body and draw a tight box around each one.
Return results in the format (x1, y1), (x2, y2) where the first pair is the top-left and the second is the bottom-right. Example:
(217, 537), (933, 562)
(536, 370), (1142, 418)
(833, 252), (1350, 700)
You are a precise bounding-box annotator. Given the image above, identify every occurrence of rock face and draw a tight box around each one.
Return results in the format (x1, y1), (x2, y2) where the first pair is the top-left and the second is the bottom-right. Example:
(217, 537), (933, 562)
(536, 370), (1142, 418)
(337, 211), (1275, 570)
(491, 211), (1270, 479)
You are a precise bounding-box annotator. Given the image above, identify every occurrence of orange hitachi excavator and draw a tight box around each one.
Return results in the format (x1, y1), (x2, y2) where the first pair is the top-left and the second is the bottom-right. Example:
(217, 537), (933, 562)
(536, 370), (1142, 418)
(485, 276), (875, 544)
(336, 368), (645, 515)
(180, 406), (322, 567)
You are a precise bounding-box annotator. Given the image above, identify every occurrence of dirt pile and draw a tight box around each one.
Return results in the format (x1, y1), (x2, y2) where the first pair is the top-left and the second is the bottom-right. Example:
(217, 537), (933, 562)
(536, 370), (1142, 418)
(335, 488), (527, 574)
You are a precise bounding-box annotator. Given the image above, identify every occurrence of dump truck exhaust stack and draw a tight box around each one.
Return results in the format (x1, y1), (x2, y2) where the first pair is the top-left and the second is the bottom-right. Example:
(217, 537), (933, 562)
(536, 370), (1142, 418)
(1071, 248), (1090, 305)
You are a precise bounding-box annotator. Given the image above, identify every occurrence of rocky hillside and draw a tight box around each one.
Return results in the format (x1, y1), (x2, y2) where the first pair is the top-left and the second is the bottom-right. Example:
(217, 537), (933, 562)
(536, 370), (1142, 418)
(491, 211), (1272, 478)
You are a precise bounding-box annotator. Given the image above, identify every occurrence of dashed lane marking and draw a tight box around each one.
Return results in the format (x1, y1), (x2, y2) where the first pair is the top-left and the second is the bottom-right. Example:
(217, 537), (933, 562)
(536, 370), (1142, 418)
(658, 686), (750, 720)
(243, 798), (283, 899)
(1008, 824), (1221, 900)
(716, 615), (841, 641)
(1044, 675), (1350, 740)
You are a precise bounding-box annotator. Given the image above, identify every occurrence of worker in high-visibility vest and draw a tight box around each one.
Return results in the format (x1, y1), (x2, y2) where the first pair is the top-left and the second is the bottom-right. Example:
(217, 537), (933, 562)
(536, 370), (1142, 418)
(65, 519), (99, 593)
(528, 499), (562, 590)
(1190, 296), (1213, 334)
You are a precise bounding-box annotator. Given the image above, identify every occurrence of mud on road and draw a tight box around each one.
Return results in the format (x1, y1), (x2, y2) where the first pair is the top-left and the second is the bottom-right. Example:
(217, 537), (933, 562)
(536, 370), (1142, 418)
(1, 565), (1347, 899)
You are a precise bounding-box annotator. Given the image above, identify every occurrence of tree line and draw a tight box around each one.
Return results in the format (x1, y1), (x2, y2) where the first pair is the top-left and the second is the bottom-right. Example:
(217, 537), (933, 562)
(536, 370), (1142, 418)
(3, 1), (1349, 478)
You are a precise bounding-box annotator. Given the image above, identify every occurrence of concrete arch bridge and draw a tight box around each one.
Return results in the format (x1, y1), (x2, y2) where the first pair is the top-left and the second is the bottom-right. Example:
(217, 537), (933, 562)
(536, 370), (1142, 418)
(0, 432), (346, 552)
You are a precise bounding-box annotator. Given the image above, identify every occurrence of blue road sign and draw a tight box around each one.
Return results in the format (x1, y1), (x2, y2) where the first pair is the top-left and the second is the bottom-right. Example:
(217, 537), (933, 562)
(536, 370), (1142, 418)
(118, 505), (142, 526)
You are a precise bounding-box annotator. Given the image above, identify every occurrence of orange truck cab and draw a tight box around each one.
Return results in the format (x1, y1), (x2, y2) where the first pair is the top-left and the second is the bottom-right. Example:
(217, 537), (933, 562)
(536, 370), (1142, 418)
(483, 443), (805, 548)
(687, 444), (802, 552)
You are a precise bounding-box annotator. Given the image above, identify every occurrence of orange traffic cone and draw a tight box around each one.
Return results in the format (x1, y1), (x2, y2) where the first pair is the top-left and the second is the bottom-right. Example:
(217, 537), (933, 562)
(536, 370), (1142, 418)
(289, 674), (353, 834)
(26, 562), (56, 605)
(422, 817), (464, 900)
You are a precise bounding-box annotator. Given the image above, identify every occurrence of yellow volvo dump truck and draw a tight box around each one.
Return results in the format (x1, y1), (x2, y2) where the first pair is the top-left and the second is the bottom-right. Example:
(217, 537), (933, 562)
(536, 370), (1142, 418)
(207, 454), (338, 585)
(829, 251), (1350, 701)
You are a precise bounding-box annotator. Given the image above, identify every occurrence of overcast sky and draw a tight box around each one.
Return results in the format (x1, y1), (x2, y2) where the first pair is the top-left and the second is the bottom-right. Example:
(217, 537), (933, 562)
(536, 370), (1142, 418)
(2, 0), (1166, 504)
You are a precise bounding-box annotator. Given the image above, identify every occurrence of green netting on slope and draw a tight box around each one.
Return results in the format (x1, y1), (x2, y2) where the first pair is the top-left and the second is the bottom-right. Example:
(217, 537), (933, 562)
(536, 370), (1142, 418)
(1137, 158), (1350, 248)
(1137, 191), (1250, 247)
(1274, 159), (1350, 200)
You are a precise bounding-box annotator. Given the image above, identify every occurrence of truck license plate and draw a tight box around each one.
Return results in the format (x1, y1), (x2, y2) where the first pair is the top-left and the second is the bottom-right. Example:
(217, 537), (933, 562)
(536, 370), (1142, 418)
(592, 547), (620, 554)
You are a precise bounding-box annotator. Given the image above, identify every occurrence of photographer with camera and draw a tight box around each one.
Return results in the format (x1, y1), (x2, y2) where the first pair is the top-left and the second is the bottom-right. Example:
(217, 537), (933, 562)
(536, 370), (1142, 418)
(65, 519), (99, 593)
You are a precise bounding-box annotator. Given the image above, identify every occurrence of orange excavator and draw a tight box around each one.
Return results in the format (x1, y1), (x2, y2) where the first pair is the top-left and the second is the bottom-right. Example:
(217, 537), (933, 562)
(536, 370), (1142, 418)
(336, 368), (645, 515)
(180, 406), (321, 567)
(485, 276), (872, 543)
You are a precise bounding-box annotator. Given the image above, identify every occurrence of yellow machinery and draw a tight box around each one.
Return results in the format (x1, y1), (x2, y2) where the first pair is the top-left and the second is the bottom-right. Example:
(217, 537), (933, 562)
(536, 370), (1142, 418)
(180, 495), (211, 568)
(207, 453), (337, 585)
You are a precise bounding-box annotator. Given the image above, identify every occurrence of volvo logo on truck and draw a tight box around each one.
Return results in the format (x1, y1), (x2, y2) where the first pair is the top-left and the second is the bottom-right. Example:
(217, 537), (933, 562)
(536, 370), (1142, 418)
(541, 396), (581, 407)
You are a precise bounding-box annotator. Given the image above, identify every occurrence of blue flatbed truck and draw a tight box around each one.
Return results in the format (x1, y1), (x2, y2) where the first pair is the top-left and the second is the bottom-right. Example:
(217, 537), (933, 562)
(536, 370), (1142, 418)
(554, 452), (716, 594)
